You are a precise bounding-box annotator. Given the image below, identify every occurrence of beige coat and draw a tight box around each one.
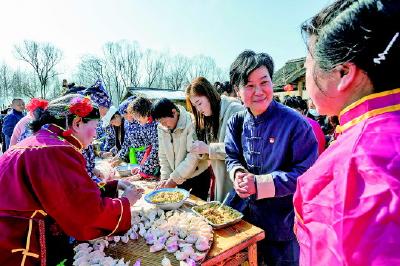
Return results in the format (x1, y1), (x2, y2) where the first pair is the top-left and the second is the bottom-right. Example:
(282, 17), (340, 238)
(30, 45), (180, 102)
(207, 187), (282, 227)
(201, 96), (245, 201)
(158, 106), (209, 184)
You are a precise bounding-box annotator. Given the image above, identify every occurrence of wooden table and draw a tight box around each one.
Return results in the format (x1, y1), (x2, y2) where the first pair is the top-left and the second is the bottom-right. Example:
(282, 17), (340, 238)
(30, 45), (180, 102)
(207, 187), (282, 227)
(186, 195), (265, 266)
(95, 161), (265, 266)
(130, 181), (265, 266)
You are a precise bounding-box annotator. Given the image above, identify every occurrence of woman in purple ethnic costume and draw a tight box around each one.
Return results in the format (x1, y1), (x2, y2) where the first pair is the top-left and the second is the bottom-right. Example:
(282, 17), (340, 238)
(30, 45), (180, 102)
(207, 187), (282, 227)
(293, 1), (400, 265)
(0, 94), (143, 266)
(101, 106), (125, 157)
(110, 96), (160, 179)
(111, 96), (144, 166)
(124, 96), (160, 179)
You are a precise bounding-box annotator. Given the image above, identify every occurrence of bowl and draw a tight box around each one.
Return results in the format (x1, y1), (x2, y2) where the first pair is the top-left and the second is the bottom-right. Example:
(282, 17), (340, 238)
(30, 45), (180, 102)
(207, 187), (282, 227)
(192, 201), (244, 229)
(115, 164), (139, 177)
(144, 188), (190, 210)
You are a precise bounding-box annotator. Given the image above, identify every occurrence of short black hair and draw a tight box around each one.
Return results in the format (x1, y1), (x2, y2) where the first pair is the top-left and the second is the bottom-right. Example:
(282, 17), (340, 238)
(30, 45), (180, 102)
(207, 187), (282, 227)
(283, 96), (308, 114)
(127, 96), (152, 117)
(230, 50), (274, 89)
(151, 98), (179, 120)
(12, 98), (23, 104)
(214, 81), (233, 95)
(283, 96), (301, 110)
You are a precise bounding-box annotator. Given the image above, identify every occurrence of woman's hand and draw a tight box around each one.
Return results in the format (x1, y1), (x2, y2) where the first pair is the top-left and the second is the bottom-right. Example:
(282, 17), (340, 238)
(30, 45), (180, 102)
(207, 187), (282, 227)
(156, 178), (177, 189)
(100, 152), (113, 159)
(117, 179), (133, 190)
(110, 157), (122, 167)
(190, 140), (209, 155)
(234, 172), (256, 198)
(130, 167), (140, 175)
(121, 186), (144, 205)
(93, 168), (105, 180)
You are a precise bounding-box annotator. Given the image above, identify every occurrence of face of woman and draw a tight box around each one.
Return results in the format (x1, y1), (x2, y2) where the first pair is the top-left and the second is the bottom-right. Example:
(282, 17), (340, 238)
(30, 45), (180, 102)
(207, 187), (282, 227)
(122, 112), (134, 122)
(99, 106), (108, 118)
(189, 95), (212, 116)
(305, 36), (343, 116)
(74, 119), (99, 148)
(111, 114), (122, 127)
(237, 66), (273, 116)
(157, 109), (179, 130)
(132, 112), (149, 125)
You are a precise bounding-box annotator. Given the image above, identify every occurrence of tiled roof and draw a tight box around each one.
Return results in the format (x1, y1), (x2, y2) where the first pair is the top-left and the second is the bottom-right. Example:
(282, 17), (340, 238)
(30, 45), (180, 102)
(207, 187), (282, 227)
(273, 57), (305, 92)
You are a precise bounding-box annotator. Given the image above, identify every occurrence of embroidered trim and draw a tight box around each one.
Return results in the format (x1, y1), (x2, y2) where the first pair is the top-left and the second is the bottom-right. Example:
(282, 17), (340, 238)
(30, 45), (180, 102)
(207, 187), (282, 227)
(11, 210), (47, 266)
(107, 199), (124, 236)
(339, 88), (400, 116)
(12, 144), (82, 153)
(38, 220), (46, 266)
(45, 124), (83, 152)
(336, 104), (400, 134)
(294, 206), (304, 226)
(98, 181), (106, 191)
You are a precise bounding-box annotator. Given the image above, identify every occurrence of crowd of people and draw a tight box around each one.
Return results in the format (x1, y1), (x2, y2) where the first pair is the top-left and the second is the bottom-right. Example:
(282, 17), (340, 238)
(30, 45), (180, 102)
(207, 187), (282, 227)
(0, 0), (399, 265)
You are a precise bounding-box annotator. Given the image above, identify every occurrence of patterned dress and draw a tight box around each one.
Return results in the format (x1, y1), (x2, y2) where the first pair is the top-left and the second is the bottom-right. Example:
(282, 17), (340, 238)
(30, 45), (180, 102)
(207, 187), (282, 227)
(82, 145), (101, 183)
(103, 125), (119, 155)
(117, 119), (160, 178)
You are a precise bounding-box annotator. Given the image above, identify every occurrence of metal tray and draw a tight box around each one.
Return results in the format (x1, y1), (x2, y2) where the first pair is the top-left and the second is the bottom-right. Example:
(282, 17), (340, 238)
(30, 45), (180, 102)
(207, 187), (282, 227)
(192, 201), (244, 229)
(115, 163), (139, 177)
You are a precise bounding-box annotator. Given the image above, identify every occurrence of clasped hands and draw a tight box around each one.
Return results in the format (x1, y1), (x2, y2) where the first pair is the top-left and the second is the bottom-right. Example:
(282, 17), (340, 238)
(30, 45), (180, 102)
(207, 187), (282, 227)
(234, 171), (257, 198)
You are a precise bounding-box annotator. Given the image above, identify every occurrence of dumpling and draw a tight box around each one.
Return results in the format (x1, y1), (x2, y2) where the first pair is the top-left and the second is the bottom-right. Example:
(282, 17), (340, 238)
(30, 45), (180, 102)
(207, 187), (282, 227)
(161, 255), (172, 266)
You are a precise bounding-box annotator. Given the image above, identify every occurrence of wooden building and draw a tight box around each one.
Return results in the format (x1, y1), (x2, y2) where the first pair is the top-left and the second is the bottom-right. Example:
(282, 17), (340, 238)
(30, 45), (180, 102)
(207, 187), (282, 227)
(273, 57), (308, 101)
(123, 87), (186, 107)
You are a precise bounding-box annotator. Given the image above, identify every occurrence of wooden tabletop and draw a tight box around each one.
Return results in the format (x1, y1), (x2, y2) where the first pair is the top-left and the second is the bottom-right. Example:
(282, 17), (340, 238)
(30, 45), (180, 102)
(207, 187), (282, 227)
(94, 160), (266, 265)
(184, 195), (265, 265)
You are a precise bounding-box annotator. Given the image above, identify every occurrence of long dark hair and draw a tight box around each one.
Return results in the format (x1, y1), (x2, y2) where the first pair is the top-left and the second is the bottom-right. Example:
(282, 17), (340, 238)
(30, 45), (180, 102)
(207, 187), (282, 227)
(302, 0), (400, 92)
(186, 77), (221, 142)
(113, 116), (125, 151)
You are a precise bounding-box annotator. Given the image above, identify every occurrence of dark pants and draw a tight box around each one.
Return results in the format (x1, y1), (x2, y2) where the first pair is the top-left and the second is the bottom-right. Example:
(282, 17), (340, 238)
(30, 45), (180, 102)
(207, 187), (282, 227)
(179, 168), (211, 201)
(1, 133), (6, 153)
(259, 238), (299, 266)
(46, 220), (74, 266)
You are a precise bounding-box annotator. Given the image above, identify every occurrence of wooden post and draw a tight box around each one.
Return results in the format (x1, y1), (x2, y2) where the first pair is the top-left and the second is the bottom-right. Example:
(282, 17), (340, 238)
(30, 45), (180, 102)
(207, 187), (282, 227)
(248, 243), (258, 266)
(298, 80), (304, 98)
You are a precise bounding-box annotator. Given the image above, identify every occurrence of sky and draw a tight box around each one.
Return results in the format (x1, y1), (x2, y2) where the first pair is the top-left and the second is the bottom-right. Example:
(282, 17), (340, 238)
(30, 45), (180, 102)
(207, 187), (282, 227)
(0, 0), (331, 80)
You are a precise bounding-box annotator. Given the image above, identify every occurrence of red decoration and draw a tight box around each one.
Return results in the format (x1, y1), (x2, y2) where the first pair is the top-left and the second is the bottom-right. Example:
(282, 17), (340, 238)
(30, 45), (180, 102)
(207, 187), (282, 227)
(26, 98), (49, 112)
(62, 129), (73, 137)
(284, 84), (294, 92)
(69, 97), (93, 118)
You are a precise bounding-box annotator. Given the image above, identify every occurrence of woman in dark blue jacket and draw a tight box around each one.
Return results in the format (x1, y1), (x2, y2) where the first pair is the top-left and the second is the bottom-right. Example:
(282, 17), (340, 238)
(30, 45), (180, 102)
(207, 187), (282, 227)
(225, 50), (318, 266)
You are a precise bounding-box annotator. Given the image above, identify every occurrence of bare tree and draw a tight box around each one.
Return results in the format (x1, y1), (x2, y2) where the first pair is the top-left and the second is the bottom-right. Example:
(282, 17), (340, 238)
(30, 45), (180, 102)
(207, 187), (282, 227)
(142, 50), (166, 88)
(164, 54), (190, 90)
(11, 69), (38, 99)
(75, 55), (106, 86)
(14, 40), (62, 99)
(188, 55), (214, 81)
(102, 41), (142, 102)
(0, 64), (13, 99)
(188, 55), (227, 84)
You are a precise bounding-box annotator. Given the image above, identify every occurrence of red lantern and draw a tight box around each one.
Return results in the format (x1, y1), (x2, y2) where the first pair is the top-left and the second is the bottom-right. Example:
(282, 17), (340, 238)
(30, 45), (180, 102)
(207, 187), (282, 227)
(284, 84), (294, 91)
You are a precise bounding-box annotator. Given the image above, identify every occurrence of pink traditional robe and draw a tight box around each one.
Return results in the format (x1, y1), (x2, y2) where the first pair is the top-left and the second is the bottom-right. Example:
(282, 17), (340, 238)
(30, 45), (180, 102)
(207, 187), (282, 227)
(294, 88), (400, 265)
(0, 124), (131, 266)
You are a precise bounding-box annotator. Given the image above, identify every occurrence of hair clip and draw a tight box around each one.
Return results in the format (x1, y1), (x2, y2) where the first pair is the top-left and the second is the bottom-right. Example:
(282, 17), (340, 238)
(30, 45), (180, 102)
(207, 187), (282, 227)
(373, 32), (399, 64)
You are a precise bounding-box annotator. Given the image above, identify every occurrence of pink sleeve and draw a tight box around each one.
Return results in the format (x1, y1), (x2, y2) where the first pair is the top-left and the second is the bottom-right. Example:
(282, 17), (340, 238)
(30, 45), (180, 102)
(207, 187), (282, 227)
(10, 115), (31, 146)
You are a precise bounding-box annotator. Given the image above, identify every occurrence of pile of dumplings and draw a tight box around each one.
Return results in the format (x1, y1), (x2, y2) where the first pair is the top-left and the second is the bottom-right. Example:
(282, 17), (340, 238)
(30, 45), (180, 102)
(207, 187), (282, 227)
(73, 242), (132, 266)
(73, 207), (213, 266)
